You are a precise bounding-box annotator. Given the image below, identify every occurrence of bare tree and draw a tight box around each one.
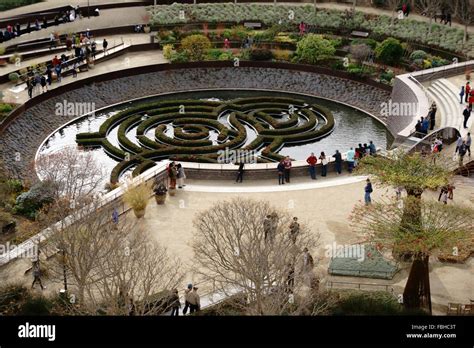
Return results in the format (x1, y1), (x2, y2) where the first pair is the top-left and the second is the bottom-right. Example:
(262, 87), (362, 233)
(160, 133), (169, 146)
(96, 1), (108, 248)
(415, 0), (443, 37)
(43, 199), (183, 315)
(449, 0), (473, 43)
(192, 198), (320, 315)
(350, 44), (374, 64)
(35, 146), (106, 205)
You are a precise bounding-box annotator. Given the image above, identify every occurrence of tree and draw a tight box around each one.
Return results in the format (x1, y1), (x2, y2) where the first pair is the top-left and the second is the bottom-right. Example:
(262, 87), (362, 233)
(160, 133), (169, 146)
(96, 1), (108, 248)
(449, 0), (474, 44)
(35, 146), (105, 204)
(180, 34), (212, 61)
(192, 198), (320, 315)
(349, 44), (374, 64)
(415, 0), (443, 37)
(351, 196), (474, 313)
(294, 34), (336, 64)
(355, 152), (454, 313)
(43, 199), (183, 315)
(375, 38), (404, 66)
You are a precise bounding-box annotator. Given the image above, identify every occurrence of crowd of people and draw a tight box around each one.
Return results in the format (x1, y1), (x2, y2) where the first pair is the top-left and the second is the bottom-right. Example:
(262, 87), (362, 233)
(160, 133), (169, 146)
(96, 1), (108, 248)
(0, 5), (91, 43)
(24, 31), (108, 99)
(415, 102), (438, 135)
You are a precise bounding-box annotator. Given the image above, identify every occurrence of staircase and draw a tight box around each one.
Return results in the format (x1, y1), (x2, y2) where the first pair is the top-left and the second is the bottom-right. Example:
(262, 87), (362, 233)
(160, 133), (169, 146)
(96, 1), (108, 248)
(427, 79), (472, 137)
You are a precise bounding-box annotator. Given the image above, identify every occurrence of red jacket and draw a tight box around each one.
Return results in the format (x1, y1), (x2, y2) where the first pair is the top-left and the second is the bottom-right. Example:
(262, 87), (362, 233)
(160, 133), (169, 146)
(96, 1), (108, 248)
(306, 155), (317, 166)
(469, 94), (474, 104)
(466, 84), (471, 95)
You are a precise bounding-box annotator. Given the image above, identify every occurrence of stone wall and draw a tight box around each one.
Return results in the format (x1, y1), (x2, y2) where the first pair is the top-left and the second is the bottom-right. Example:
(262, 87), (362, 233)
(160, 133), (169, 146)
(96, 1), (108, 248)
(0, 66), (391, 179)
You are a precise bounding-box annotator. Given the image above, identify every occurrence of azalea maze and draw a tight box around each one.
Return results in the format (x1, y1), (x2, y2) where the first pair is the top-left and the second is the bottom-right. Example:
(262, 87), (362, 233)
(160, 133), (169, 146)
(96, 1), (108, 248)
(75, 96), (335, 183)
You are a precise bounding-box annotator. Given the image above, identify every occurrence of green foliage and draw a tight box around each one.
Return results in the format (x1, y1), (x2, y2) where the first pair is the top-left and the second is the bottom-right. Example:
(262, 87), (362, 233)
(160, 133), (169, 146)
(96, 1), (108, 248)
(0, 46), (5, 55)
(14, 180), (57, 219)
(249, 48), (273, 61)
(375, 38), (404, 65)
(162, 44), (174, 60)
(295, 34), (336, 64)
(330, 290), (427, 315)
(206, 48), (225, 60)
(346, 64), (365, 77)
(356, 152), (451, 194)
(8, 73), (20, 83)
(409, 50), (428, 61)
(0, 103), (13, 114)
(180, 34), (212, 61)
(169, 51), (190, 63)
(380, 69), (395, 83)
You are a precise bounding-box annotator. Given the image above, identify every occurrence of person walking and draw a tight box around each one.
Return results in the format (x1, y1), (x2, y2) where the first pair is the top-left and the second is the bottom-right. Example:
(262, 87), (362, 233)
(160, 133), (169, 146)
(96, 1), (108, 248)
(455, 134), (463, 154)
(306, 152), (317, 179)
(333, 150), (342, 174)
(283, 156), (292, 183)
(364, 178), (373, 205)
(469, 91), (474, 110)
(440, 190), (448, 204)
(188, 286), (200, 313)
(103, 38), (109, 55)
(429, 103), (437, 130)
(40, 75), (47, 92)
(235, 162), (244, 183)
(346, 147), (355, 173)
(289, 217), (300, 244)
(54, 64), (62, 83)
(458, 141), (468, 167)
(466, 133), (471, 157)
(170, 289), (180, 316)
(277, 160), (285, 185)
(26, 78), (33, 99)
(31, 261), (45, 290)
(463, 105), (471, 129)
(301, 247), (314, 274)
(263, 214), (273, 243)
(285, 263), (295, 294)
(177, 163), (186, 188)
(319, 152), (328, 177)
(182, 284), (192, 315)
(460, 86), (465, 104)
(438, 185), (448, 202)
(46, 65), (52, 85)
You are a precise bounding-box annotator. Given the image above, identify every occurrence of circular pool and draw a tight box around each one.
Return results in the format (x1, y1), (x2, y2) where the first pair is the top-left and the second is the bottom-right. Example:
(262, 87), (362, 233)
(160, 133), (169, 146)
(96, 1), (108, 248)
(38, 89), (392, 183)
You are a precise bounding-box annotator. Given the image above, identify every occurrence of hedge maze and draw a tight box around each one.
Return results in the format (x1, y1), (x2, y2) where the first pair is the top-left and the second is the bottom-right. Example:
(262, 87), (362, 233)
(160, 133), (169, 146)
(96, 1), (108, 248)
(75, 96), (335, 183)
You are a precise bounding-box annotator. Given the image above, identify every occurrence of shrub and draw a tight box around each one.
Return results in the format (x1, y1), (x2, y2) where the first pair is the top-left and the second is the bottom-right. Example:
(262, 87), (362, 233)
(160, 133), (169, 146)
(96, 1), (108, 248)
(0, 46), (5, 55)
(162, 44), (174, 60)
(14, 180), (56, 219)
(8, 54), (21, 65)
(180, 34), (212, 61)
(0, 0), (42, 11)
(273, 49), (292, 62)
(350, 44), (373, 63)
(375, 38), (404, 66)
(206, 48), (225, 60)
(8, 73), (20, 83)
(169, 51), (190, 63)
(347, 64), (365, 77)
(295, 34), (336, 64)
(232, 25), (249, 40)
(249, 48), (273, 61)
(123, 182), (151, 212)
(409, 50), (428, 61)
(380, 69), (395, 83)
(222, 29), (232, 40)
(218, 52), (233, 61)
(351, 38), (378, 50)
(0, 103), (13, 114)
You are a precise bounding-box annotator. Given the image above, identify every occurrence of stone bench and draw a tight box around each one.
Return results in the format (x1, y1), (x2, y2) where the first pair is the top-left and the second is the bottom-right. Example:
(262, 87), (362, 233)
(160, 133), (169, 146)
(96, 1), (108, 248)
(351, 30), (369, 38)
(243, 22), (262, 29)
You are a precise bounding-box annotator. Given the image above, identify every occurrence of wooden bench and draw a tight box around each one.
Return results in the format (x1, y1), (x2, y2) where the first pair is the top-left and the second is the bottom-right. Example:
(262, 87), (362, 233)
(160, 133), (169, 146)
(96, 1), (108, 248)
(243, 22), (262, 29)
(351, 30), (369, 38)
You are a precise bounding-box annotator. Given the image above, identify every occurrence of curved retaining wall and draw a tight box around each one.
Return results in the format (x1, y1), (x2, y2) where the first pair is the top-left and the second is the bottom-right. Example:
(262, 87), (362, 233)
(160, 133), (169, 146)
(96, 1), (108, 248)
(0, 61), (392, 179)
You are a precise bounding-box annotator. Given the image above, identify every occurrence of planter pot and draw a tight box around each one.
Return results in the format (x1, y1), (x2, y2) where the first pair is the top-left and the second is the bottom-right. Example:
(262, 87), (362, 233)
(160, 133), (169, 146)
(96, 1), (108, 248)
(155, 194), (166, 205)
(133, 208), (146, 218)
(144, 26), (151, 34)
(169, 188), (176, 196)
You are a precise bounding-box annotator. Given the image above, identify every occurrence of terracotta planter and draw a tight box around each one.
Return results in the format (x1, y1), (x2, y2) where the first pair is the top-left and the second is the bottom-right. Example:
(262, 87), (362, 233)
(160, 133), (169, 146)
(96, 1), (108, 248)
(155, 194), (166, 205)
(169, 188), (176, 196)
(133, 208), (146, 218)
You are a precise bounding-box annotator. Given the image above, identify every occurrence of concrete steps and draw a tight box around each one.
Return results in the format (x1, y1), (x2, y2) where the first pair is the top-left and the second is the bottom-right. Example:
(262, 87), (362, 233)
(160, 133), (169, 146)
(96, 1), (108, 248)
(427, 79), (472, 136)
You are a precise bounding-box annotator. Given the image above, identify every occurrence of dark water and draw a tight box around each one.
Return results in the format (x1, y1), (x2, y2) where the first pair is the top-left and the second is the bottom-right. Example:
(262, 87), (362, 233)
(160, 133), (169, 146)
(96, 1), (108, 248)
(38, 89), (392, 180)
